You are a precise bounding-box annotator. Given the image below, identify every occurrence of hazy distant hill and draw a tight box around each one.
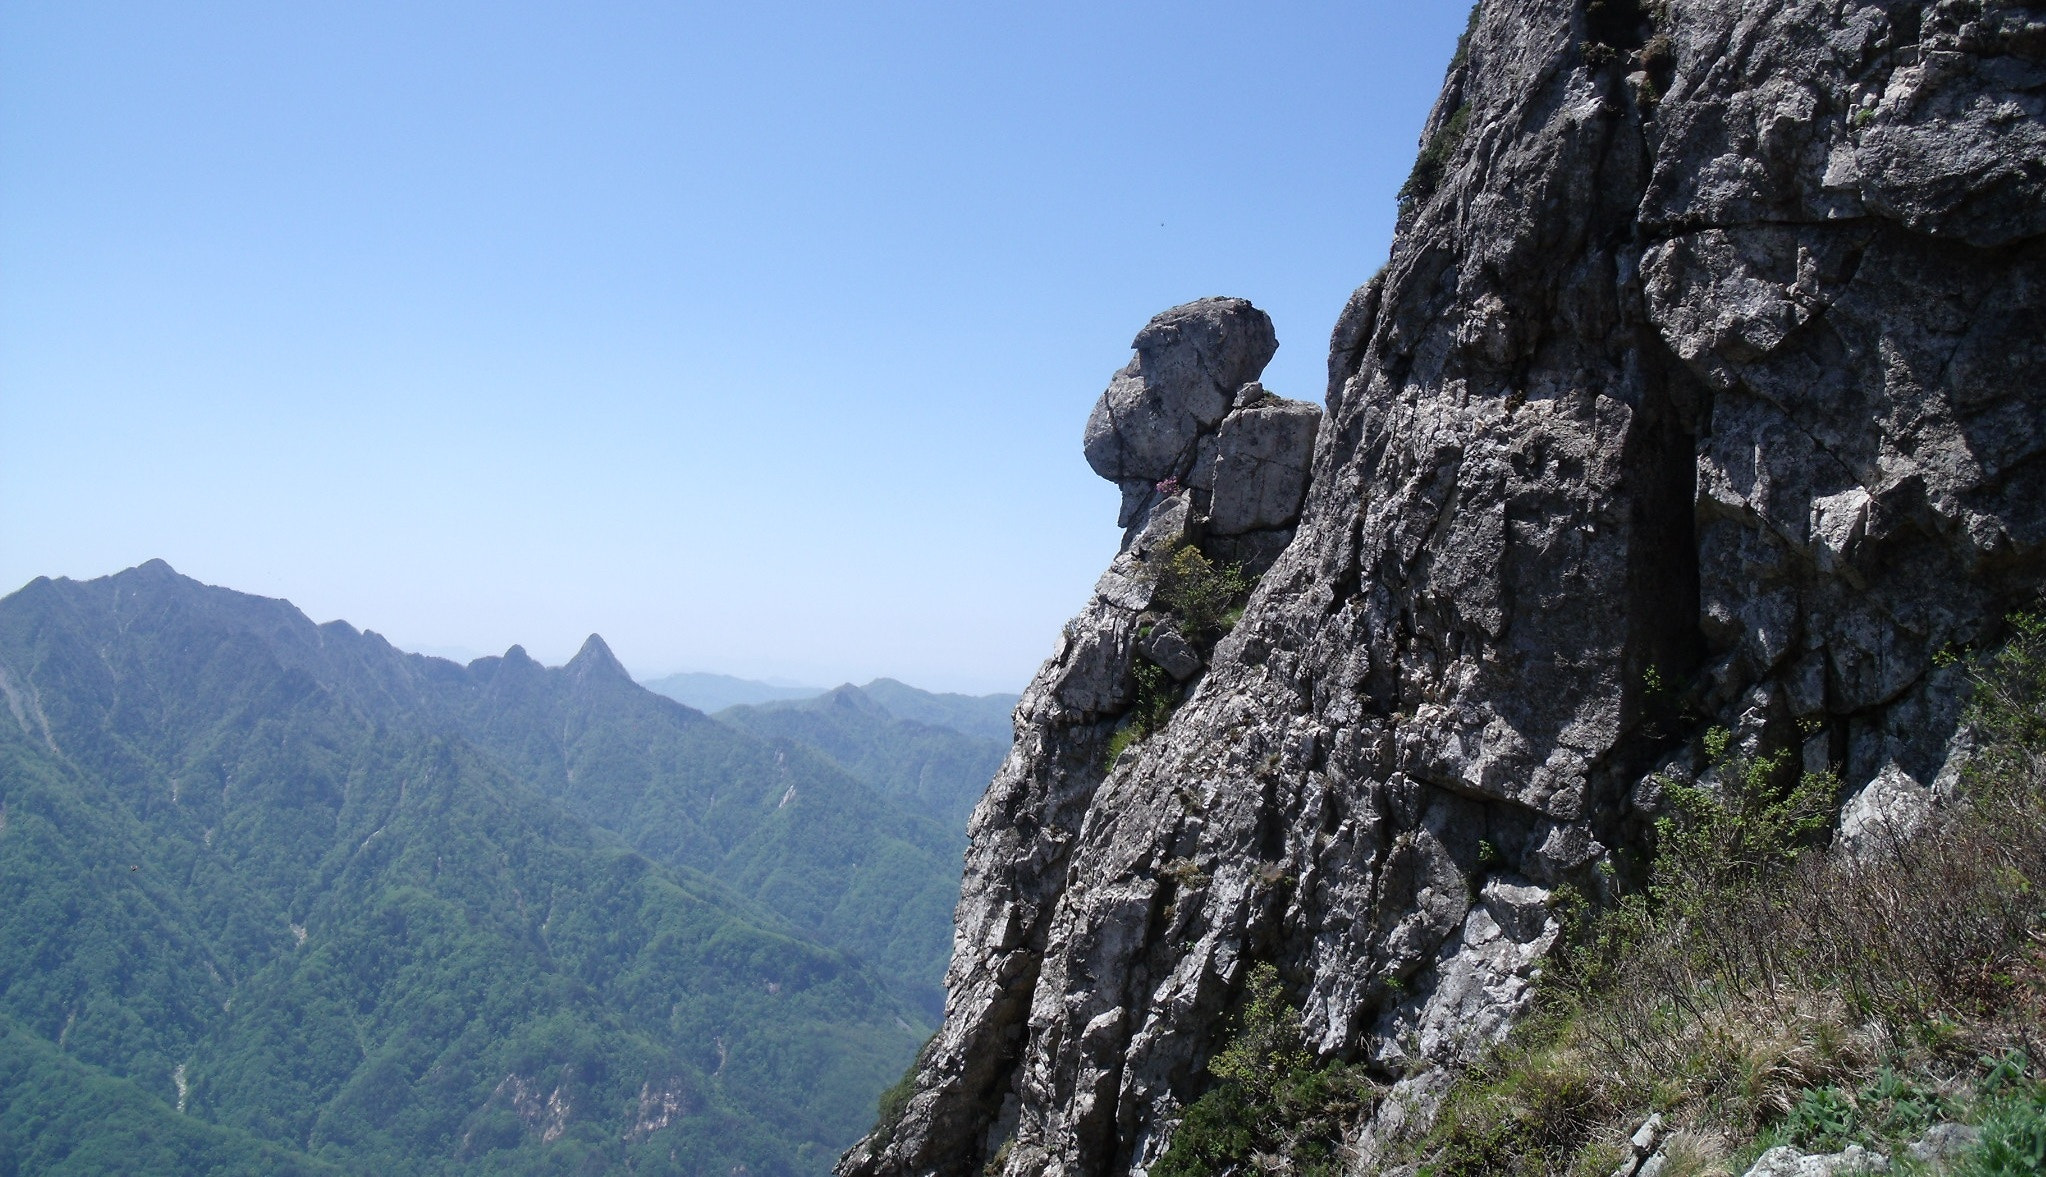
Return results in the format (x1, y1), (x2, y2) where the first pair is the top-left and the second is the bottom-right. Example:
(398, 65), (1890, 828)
(716, 683), (1015, 833)
(0, 561), (955, 1176)
(853, 679), (1017, 746)
(640, 671), (823, 713)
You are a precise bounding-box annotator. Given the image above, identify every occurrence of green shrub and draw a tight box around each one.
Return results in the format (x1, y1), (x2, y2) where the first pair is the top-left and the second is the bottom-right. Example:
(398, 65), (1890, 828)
(1959, 1082), (2046, 1177)
(1151, 964), (1371, 1177)
(1153, 546), (1251, 648)
(1649, 732), (1833, 924)
(1412, 1009), (1614, 1177)
(1104, 545), (1255, 770)
(1397, 104), (1472, 220)
(1786, 1086), (1856, 1152)
(1966, 611), (2046, 799)
(1413, 1), (1483, 222)
(1103, 660), (1184, 771)
(870, 1046), (928, 1147)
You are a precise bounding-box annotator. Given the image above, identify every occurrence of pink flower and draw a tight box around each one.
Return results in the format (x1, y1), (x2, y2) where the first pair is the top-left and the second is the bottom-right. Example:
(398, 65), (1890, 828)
(1155, 477), (1182, 497)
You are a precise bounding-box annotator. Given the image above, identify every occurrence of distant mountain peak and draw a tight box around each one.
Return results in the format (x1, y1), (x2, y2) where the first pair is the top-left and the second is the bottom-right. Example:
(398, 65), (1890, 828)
(567, 633), (631, 683)
(821, 683), (886, 713)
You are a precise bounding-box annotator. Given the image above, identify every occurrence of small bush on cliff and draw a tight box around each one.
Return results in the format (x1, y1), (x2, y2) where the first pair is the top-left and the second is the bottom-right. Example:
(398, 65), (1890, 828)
(1105, 547), (1255, 770)
(1151, 964), (1372, 1177)
(1397, 104), (1472, 221)
(868, 1039), (934, 1149)
(1104, 660), (1182, 770)
(1154, 545), (1252, 649)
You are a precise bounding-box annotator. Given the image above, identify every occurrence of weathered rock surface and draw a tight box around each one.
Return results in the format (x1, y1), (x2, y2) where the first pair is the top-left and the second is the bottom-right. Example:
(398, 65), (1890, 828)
(1609, 1114), (1667, 1177)
(1907, 1122), (1983, 1163)
(1083, 298), (1284, 532)
(1837, 759), (1935, 856)
(1193, 391), (1323, 537)
(1741, 1144), (1889, 1177)
(841, 2), (2046, 1175)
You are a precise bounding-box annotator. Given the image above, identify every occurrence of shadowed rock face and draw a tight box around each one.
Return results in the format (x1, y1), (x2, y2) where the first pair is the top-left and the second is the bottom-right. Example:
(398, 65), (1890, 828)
(840, 3), (2046, 1176)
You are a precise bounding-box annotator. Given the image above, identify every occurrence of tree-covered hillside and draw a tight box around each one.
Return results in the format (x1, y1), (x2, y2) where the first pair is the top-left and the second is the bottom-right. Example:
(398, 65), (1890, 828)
(428, 638), (966, 1014)
(715, 682), (1013, 834)
(842, 680), (1017, 748)
(0, 561), (959, 1175)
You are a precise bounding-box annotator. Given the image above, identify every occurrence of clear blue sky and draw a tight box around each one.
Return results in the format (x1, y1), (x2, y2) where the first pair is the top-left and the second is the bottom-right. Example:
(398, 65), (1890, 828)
(2, 1), (1468, 694)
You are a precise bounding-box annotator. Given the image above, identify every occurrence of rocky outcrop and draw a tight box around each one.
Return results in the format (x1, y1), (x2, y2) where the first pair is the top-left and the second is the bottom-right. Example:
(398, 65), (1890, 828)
(1739, 1144), (1890, 1176)
(841, 2), (2046, 1175)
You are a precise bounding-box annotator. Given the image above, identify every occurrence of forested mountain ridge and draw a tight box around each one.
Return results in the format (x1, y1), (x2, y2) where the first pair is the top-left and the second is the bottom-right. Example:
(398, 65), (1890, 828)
(0, 560), (964, 1175)
(640, 672), (824, 714)
(847, 680), (1018, 748)
(430, 633), (966, 1011)
(717, 683), (1013, 833)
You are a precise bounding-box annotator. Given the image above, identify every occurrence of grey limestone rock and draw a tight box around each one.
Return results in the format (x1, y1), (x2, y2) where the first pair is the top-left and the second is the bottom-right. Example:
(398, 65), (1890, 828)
(1610, 1114), (1668, 1177)
(1907, 1122), (1982, 1163)
(1196, 397), (1322, 536)
(1837, 760), (1935, 858)
(1133, 624), (1201, 684)
(1083, 298), (1280, 531)
(1740, 1144), (1889, 1177)
(841, 2), (2046, 1176)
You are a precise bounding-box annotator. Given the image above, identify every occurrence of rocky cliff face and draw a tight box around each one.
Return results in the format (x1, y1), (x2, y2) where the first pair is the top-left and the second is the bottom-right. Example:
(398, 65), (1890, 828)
(840, 2), (2046, 1175)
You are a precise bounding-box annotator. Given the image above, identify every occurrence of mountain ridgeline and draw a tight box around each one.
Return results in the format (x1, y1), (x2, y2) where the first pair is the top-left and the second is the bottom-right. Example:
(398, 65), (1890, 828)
(715, 685), (1014, 834)
(0, 561), (1013, 1175)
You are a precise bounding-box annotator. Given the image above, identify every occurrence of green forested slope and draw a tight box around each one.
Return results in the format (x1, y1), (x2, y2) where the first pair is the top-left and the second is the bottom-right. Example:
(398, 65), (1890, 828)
(716, 683), (1011, 833)
(435, 640), (964, 1011)
(0, 1015), (340, 1177)
(0, 561), (947, 1175)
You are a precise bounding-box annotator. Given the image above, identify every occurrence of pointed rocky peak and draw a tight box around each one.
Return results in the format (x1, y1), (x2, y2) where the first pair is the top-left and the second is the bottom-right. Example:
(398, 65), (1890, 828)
(566, 634), (631, 685)
(819, 683), (888, 717)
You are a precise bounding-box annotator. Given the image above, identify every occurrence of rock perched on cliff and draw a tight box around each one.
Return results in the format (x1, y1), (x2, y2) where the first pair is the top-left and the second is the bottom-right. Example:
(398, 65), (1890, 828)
(841, 2), (2046, 1175)
(1082, 297), (1285, 531)
(836, 302), (1317, 1177)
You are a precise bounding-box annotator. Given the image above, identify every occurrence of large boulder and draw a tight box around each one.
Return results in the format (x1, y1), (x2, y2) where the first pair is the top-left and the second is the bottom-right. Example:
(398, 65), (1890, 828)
(1081, 298), (1278, 492)
(1193, 386), (1322, 536)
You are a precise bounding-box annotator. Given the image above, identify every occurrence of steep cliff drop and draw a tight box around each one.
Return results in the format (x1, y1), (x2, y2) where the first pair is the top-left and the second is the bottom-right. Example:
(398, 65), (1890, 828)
(841, 2), (2046, 1175)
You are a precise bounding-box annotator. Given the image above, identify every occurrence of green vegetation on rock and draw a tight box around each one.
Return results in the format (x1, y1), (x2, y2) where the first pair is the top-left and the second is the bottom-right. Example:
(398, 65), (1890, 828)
(1151, 964), (1371, 1177)
(1106, 546), (1256, 770)
(1394, 611), (2046, 1176)
(1140, 612), (2046, 1177)
(716, 682), (1012, 835)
